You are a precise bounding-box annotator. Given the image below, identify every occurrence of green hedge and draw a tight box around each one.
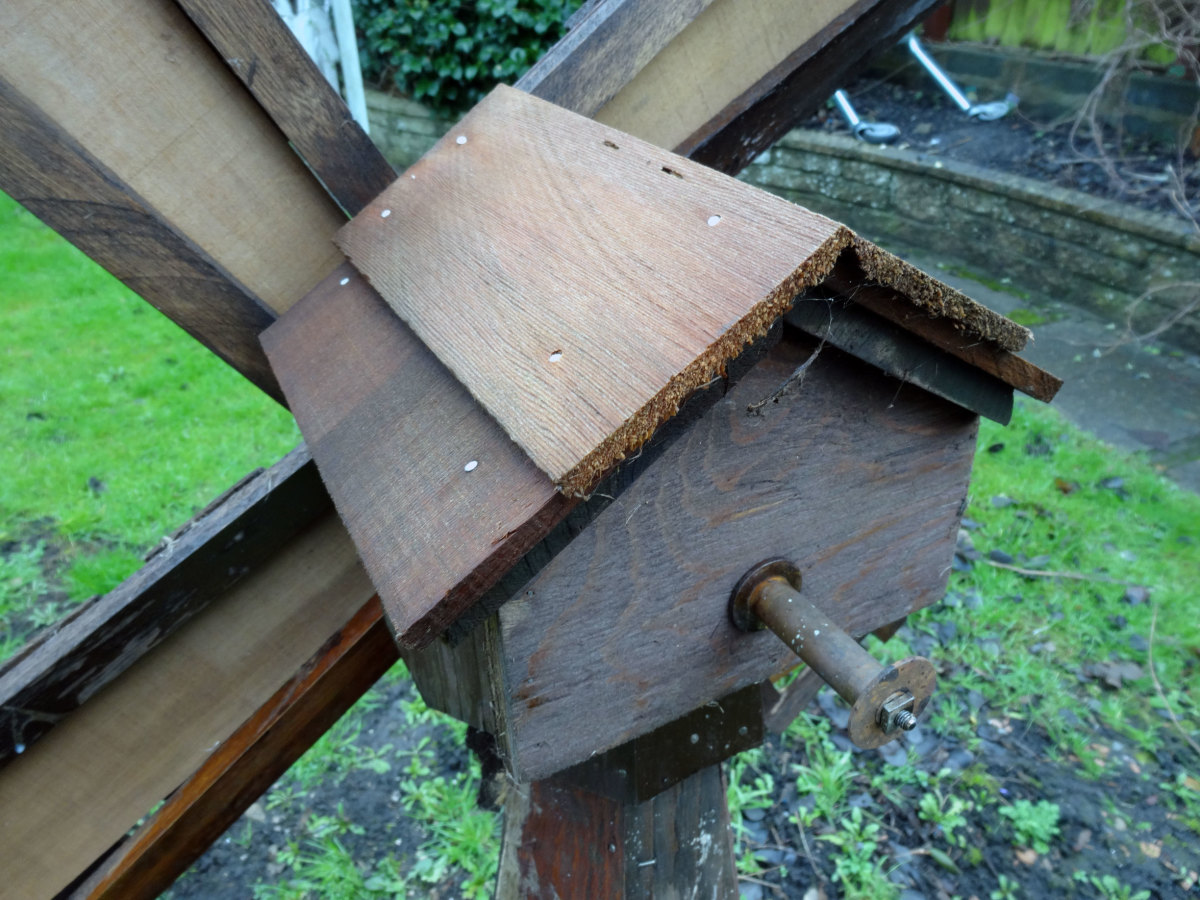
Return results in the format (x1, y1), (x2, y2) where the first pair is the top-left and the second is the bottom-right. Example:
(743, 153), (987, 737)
(352, 0), (581, 117)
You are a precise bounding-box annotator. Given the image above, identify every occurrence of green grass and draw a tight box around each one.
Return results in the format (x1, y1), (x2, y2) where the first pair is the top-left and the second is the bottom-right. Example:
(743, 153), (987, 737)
(0, 191), (299, 657)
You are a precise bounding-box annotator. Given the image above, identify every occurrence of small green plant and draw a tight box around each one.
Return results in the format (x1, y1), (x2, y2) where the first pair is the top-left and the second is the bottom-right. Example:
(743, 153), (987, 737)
(991, 872), (1020, 900)
(1073, 870), (1151, 900)
(789, 714), (855, 825)
(816, 807), (899, 900)
(999, 799), (1060, 853)
(918, 786), (972, 848)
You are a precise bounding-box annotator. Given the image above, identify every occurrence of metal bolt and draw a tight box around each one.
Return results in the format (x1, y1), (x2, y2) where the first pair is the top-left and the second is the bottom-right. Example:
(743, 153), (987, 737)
(731, 559), (936, 749)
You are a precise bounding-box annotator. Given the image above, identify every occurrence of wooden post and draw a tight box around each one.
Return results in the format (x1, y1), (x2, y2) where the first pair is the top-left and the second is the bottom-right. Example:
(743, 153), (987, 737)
(498, 753), (738, 899)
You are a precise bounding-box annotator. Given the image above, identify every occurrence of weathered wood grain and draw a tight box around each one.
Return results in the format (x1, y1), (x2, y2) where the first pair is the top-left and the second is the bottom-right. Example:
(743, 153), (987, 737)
(0, 446), (328, 769)
(492, 331), (978, 780)
(261, 264), (575, 649)
(173, 0), (394, 217)
(0, 513), (373, 900)
(593, 0), (864, 153)
(684, 0), (943, 172)
(0, 0), (345, 316)
(338, 84), (852, 495)
(74, 598), (397, 900)
(515, 0), (717, 118)
(497, 759), (737, 898)
(0, 76), (282, 400)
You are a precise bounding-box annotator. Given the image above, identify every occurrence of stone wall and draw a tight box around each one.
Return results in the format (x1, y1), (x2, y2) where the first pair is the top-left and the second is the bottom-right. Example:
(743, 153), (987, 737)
(366, 89), (1200, 353)
(741, 131), (1200, 352)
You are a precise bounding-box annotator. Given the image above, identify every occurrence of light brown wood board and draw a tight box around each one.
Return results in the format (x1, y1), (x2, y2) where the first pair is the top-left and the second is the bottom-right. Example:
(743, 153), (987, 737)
(593, 0), (864, 152)
(261, 264), (575, 649)
(515, 0), (718, 118)
(336, 84), (854, 496)
(0, 75), (283, 400)
(172, 0), (395, 217)
(0, 447), (329, 770)
(0, 513), (373, 900)
(488, 331), (978, 781)
(0, 0), (345, 316)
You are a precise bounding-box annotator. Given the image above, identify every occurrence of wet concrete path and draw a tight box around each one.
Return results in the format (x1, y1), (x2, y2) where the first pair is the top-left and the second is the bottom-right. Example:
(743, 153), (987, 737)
(908, 254), (1200, 492)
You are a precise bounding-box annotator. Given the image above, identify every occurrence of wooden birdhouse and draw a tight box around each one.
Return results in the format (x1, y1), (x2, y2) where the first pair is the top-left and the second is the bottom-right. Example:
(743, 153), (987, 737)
(261, 85), (1060, 891)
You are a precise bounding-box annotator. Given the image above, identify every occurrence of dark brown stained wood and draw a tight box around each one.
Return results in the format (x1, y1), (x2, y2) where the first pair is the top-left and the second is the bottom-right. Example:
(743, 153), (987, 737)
(497, 759), (737, 898)
(0, 446), (329, 769)
(338, 84), (853, 496)
(515, 0), (717, 118)
(172, 0), (394, 217)
(492, 331), (978, 781)
(261, 264), (575, 650)
(684, 0), (943, 172)
(0, 76), (282, 400)
(824, 269), (1064, 402)
(552, 683), (764, 805)
(73, 597), (397, 900)
(786, 297), (1015, 423)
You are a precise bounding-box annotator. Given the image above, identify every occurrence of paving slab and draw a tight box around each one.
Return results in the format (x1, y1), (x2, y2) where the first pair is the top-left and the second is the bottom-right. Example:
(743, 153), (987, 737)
(906, 253), (1200, 492)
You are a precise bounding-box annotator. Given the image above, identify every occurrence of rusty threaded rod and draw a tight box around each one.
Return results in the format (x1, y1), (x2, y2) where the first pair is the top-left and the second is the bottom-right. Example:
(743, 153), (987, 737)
(748, 576), (884, 707)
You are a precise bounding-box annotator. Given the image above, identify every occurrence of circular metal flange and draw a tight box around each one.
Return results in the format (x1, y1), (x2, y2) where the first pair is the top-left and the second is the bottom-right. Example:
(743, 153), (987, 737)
(729, 558), (801, 632)
(847, 656), (937, 749)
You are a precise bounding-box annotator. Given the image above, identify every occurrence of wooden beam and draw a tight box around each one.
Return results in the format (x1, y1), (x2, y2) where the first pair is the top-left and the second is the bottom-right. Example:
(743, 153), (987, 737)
(0, 447), (329, 769)
(73, 598), (397, 900)
(0, 0), (346, 317)
(0, 75), (282, 400)
(591, 0), (938, 171)
(172, 0), (394, 217)
(0, 513), (374, 900)
(515, 0), (718, 118)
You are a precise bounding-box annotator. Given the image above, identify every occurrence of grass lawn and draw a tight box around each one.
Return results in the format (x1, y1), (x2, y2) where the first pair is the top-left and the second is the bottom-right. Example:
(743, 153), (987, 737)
(2, 187), (1198, 898)
(0, 191), (300, 658)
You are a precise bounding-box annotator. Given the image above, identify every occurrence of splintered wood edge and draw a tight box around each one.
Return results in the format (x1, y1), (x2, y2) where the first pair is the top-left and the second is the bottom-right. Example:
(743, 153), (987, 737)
(557, 226), (854, 496)
(852, 238), (1032, 353)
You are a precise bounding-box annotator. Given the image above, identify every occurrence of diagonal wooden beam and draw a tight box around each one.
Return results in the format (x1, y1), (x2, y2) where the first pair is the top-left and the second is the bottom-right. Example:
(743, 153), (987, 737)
(0, 76), (283, 400)
(72, 598), (397, 900)
(173, 0), (394, 217)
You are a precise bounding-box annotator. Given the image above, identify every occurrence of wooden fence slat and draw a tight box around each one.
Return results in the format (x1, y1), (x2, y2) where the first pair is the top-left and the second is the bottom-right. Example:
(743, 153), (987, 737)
(0, 76), (282, 400)
(173, 0), (395, 217)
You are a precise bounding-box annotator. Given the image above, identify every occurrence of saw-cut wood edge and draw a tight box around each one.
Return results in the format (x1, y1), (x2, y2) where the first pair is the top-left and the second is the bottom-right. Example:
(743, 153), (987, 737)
(337, 84), (1035, 498)
(852, 238), (1032, 353)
